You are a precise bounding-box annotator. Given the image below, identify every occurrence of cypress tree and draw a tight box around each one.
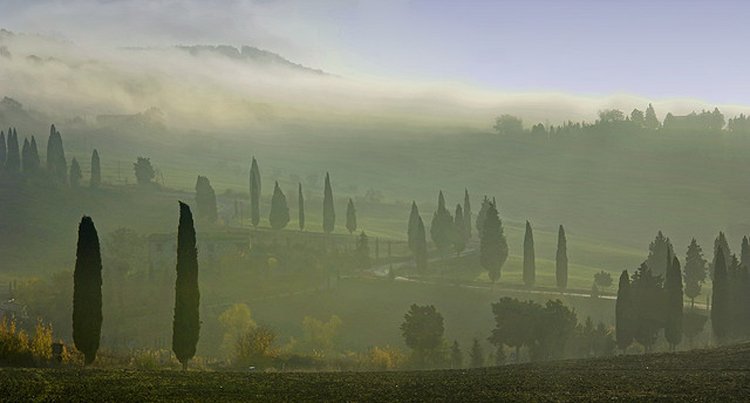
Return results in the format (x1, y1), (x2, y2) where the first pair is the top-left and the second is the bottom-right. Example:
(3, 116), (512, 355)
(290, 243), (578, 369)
(646, 231), (674, 277)
(298, 182), (305, 231)
(0, 131), (6, 168)
(21, 137), (30, 173)
(742, 236), (750, 269)
(480, 201), (508, 283)
(664, 256), (684, 350)
(249, 157), (261, 227)
(5, 128), (20, 173)
(475, 196), (490, 239)
(195, 176), (218, 223)
(644, 103), (660, 130)
(712, 232), (731, 278)
(453, 204), (466, 256)
(323, 172), (335, 234)
(430, 191), (454, 256)
(711, 248), (729, 343)
(346, 198), (357, 234)
(46, 125), (67, 184)
(269, 181), (290, 230)
(684, 238), (707, 309)
(72, 216), (103, 365)
(173, 202), (200, 370)
(29, 136), (40, 172)
(556, 225), (568, 290)
(470, 338), (484, 368)
(407, 201), (420, 252)
(615, 270), (634, 351)
(69, 158), (82, 188)
(463, 189), (472, 239)
(414, 214), (428, 272)
(90, 149), (101, 189)
(523, 221), (535, 287)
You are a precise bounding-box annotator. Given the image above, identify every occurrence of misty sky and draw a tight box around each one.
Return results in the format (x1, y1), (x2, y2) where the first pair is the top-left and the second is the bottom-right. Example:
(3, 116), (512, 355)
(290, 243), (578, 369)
(2, 0), (750, 105)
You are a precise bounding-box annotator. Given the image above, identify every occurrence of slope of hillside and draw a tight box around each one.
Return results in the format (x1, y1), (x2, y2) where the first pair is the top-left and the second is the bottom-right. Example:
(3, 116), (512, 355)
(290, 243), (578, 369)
(2, 343), (749, 401)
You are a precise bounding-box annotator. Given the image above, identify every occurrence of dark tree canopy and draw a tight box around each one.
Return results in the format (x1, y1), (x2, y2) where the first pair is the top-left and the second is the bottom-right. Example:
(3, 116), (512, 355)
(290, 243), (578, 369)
(133, 157), (155, 186)
(630, 263), (664, 352)
(556, 225), (568, 290)
(407, 201), (420, 252)
(646, 231), (674, 277)
(684, 238), (707, 308)
(173, 202), (200, 370)
(90, 149), (101, 189)
(0, 131), (6, 168)
(249, 157), (261, 228)
(475, 196), (491, 239)
(480, 201), (508, 283)
(46, 125), (67, 183)
(269, 181), (290, 230)
(346, 198), (357, 234)
(711, 248), (729, 342)
(195, 175), (218, 223)
(323, 172), (335, 234)
(400, 304), (444, 362)
(5, 128), (20, 173)
(463, 189), (472, 239)
(28, 136), (40, 173)
(615, 270), (634, 351)
(664, 257), (684, 349)
(72, 216), (103, 365)
(413, 214), (428, 272)
(523, 221), (535, 287)
(453, 204), (466, 256)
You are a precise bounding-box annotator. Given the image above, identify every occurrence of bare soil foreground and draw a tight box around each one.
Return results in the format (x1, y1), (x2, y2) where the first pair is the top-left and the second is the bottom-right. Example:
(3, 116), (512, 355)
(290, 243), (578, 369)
(2, 343), (750, 402)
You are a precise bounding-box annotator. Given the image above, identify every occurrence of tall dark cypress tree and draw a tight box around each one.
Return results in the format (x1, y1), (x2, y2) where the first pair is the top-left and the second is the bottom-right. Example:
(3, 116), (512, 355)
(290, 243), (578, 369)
(173, 202), (200, 370)
(615, 270), (634, 351)
(69, 158), (82, 188)
(72, 216), (103, 365)
(269, 181), (290, 230)
(249, 157), (261, 227)
(475, 196), (490, 239)
(463, 189), (472, 239)
(684, 238), (707, 309)
(0, 131), (6, 169)
(665, 256), (684, 350)
(298, 182), (305, 231)
(21, 137), (30, 173)
(195, 176), (218, 223)
(90, 149), (101, 189)
(46, 125), (67, 184)
(407, 201), (420, 252)
(711, 248), (729, 343)
(29, 136), (40, 172)
(480, 201), (507, 283)
(430, 191), (454, 256)
(346, 198), (357, 234)
(453, 204), (466, 256)
(414, 214), (428, 272)
(6, 128), (20, 173)
(523, 221), (535, 287)
(556, 225), (568, 290)
(323, 172), (335, 234)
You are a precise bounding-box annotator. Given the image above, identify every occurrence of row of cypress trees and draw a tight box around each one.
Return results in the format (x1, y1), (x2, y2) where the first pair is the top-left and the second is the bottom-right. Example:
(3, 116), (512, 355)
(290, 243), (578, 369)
(0, 125), (101, 188)
(72, 202), (200, 368)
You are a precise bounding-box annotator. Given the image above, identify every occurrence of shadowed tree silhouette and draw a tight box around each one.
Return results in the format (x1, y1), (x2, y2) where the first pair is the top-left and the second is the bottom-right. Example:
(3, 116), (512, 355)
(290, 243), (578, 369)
(72, 216), (103, 365)
(173, 202), (200, 370)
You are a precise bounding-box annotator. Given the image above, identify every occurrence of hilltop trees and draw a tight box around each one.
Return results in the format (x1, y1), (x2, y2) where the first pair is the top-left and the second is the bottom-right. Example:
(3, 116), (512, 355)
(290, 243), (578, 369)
(5, 128), (19, 173)
(195, 176), (218, 223)
(173, 202), (200, 370)
(323, 172), (335, 234)
(249, 157), (261, 228)
(346, 198), (357, 234)
(430, 191), (454, 256)
(644, 103), (660, 130)
(684, 238), (707, 308)
(711, 248), (729, 343)
(269, 181), (290, 230)
(90, 149), (101, 189)
(133, 157), (155, 186)
(556, 225), (568, 290)
(400, 304), (444, 366)
(615, 270), (634, 351)
(664, 257), (683, 350)
(46, 125), (67, 183)
(298, 183), (305, 231)
(72, 216), (103, 365)
(0, 131), (6, 167)
(69, 158), (82, 188)
(480, 201), (507, 283)
(523, 221), (535, 287)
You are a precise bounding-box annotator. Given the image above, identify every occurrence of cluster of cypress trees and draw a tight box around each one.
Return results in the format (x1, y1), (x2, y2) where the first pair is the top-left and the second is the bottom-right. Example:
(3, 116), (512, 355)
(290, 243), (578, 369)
(72, 203), (200, 367)
(1, 124), (101, 188)
(710, 240), (750, 344)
